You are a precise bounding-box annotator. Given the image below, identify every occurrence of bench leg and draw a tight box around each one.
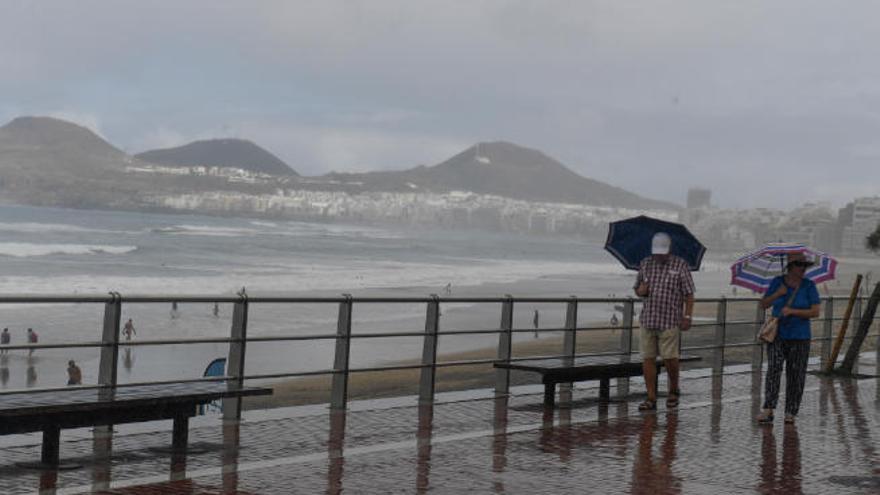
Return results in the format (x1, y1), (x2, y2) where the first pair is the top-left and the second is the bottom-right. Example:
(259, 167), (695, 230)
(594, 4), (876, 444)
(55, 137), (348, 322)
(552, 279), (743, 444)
(543, 382), (555, 408)
(172, 414), (189, 452)
(41, 425), (61, 466)
(17, 425), (81, 470)
(599, 378), (610, 401)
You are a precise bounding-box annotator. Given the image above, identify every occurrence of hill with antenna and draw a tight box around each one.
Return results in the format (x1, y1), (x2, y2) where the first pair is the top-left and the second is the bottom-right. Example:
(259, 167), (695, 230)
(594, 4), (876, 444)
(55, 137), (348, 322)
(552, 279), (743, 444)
(323, 141), (678, 210)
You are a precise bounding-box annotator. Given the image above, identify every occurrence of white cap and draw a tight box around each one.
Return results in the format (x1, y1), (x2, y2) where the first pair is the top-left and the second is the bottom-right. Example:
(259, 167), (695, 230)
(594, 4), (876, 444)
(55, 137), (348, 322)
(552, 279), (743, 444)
(651, 232), (671, 255)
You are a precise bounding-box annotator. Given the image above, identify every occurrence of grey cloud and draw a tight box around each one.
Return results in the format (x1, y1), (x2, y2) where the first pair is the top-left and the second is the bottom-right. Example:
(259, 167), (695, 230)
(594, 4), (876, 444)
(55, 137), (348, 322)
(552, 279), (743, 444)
(3, 1), (880, 208)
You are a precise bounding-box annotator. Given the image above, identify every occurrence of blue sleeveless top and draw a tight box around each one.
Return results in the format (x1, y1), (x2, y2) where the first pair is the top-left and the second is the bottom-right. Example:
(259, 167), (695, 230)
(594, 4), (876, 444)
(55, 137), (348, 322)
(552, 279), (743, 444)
(765, 276), (821, 341)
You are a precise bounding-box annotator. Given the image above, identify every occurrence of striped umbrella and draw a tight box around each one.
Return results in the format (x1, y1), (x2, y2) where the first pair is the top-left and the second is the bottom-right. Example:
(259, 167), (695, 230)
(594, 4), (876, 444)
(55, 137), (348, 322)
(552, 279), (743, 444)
(730, 243), (838, 293)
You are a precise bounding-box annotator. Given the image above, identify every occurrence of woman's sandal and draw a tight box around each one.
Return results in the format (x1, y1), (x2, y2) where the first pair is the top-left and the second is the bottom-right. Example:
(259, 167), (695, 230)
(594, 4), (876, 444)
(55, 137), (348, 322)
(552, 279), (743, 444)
(784, 415), (796, 425)
(756, 410), (774, 425)
(638, 399), (657, 411)
(666, 389), (681, 408)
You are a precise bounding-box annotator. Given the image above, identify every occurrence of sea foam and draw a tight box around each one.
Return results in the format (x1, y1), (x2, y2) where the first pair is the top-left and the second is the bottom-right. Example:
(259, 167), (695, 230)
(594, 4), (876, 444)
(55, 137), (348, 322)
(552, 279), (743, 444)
(0, 259), (625, 295)
(0, 222), (123, 235)
(150, 224), (260, 237)
(0, 243), (137, 258)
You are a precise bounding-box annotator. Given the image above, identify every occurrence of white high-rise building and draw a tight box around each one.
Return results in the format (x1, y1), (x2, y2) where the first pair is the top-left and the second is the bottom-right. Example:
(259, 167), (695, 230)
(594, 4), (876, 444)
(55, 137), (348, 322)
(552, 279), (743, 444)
(841, 196), (880, 255)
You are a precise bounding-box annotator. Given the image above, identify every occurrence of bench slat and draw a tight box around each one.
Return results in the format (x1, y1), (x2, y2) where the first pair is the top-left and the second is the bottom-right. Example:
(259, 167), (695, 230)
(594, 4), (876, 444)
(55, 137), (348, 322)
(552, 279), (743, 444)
(0, 381), (272, 467)
(0, 382), (271, 418)
(494, 354), (702, 407)
(494, 354), (701, 374)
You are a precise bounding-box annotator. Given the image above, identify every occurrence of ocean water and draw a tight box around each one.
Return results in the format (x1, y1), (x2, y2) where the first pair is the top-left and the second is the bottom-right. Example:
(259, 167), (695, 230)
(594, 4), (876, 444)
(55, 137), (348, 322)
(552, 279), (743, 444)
(0, 204), (629, 294)
(0, 204), (730, 392)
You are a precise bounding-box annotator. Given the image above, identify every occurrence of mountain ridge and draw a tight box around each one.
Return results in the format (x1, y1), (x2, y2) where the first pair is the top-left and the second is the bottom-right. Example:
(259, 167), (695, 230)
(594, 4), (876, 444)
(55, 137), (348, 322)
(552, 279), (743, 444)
(0, 116), (679, 214)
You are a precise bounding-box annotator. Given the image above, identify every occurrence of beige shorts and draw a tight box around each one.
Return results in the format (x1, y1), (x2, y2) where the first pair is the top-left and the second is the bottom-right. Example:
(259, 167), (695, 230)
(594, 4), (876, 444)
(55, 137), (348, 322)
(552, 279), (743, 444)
(640, 327), (680, 360)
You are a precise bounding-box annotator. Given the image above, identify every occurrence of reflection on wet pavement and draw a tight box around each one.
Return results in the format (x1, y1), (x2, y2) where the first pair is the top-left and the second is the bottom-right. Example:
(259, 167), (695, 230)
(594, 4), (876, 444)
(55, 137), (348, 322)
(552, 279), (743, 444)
(630, 413), (680, 495)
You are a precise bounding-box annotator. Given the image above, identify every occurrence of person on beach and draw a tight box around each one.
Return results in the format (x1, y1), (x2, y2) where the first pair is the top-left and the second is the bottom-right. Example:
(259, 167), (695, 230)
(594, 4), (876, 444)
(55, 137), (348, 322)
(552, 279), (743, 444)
(67, 360), (82, 385)
(122, 318), (136, 341)
(171, 301), (179, 319)
(633, 232), (695, 411)
(213, 302), (220, 317)
(123, 347), (134, 371)
(756, 252), (820, 426)
(533, 309), (540, 338)
(1, 328), (9, 353)
(26, 364), (36, 387)
(26, 328), (38, 355)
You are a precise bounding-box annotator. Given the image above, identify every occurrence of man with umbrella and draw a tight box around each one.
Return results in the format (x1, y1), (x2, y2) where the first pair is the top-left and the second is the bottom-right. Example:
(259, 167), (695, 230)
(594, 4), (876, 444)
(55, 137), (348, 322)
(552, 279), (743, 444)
(633, 232), (695, 410)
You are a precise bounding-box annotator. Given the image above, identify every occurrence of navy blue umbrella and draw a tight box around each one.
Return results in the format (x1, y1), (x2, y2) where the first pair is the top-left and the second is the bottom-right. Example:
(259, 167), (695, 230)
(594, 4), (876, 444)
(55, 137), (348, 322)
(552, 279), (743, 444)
(604, 215), (706, 271)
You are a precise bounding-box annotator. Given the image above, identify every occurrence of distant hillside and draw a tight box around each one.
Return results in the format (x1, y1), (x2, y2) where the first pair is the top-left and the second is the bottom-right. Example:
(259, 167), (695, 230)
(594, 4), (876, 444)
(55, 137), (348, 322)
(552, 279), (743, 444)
(136, 139), (297, 176)
(0, 117), (676, 219)
(323, 141), (679, 211)
(0, 116), (147, 208)
(0, 116), (265, 210)
(0, 116), (129, 175)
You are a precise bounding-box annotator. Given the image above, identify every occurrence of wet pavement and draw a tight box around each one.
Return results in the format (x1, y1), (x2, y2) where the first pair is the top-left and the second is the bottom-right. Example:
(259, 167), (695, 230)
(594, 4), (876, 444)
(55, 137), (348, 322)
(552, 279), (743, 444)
(1, 356), (879, 494)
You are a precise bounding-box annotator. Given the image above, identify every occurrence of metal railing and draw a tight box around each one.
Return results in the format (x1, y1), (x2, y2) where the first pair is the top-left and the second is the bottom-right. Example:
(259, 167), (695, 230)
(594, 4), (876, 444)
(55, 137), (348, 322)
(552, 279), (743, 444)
(1, 293), (878, 421)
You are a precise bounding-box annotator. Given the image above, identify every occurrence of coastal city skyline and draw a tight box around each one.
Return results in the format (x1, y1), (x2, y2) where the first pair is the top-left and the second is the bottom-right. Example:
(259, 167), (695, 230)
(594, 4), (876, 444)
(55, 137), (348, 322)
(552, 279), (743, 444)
(2, 113), (879, 257)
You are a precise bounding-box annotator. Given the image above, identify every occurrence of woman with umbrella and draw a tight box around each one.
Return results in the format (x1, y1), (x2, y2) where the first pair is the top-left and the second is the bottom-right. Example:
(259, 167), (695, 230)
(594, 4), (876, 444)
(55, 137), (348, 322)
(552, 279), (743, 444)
(755, 251), (821, 425)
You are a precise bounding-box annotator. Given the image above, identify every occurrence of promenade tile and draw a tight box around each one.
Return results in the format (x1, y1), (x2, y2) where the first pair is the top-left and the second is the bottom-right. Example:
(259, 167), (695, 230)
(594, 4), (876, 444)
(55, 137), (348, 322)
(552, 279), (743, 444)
(1, 356), (878, 494)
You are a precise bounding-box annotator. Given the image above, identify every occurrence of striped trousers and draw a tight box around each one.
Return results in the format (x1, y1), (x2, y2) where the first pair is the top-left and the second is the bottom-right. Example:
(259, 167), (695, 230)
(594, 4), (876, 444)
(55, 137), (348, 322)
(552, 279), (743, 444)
(762, 339), (811, 415)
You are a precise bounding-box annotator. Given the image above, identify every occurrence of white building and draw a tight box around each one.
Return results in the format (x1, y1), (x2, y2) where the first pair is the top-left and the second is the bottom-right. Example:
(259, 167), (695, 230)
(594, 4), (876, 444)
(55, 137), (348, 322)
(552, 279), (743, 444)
(841, 196), (880, 255)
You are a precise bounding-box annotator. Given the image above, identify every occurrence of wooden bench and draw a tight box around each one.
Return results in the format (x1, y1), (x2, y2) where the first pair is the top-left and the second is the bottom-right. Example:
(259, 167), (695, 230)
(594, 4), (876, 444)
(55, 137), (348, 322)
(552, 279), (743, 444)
(0, 381), (272, 468)
(494, 354), (701, 407)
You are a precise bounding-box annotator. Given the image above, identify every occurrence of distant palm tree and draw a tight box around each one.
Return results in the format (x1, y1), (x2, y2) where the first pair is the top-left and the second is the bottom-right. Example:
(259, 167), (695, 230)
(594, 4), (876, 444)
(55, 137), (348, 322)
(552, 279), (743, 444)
(868, 223), (880, 252)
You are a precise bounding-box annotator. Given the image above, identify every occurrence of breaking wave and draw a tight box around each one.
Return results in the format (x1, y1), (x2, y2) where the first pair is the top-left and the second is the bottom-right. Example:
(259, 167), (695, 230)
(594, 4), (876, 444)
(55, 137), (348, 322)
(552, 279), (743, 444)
(0, 243), (137, 258)
(0, 222), (123, 235)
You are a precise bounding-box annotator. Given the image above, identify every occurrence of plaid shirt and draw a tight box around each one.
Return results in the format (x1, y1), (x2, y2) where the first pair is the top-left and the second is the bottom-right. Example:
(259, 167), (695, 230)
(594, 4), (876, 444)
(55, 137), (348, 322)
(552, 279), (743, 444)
(634, 255), (695, 330)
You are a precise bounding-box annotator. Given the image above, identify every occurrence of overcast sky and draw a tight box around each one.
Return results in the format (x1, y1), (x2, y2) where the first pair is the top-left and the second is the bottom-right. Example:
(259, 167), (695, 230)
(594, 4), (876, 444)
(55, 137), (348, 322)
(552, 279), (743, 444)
(3, 1), (880, 209)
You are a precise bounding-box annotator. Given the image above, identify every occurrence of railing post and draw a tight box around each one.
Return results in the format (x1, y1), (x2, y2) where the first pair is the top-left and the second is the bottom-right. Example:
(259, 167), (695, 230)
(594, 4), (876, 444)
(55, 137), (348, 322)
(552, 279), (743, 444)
(562, 298), (578, 361)
(620, 298), (635, 354)
(97, 292), (122, 388)
(494, 296), (514, 397)
(418, 296), (441, 405)
(712, 298), (727, 375)
(853, 296), (863, 348)
(876, 299), (880, 366)
(876, 308), (880, 367)
(330, 295), (353, 411)
(617, 298), (635, 397)
(820, 298), (834, 369)
(559, 298), (578, 396)
(751, 301), (764, 370)
(223, 291), (249, 421)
